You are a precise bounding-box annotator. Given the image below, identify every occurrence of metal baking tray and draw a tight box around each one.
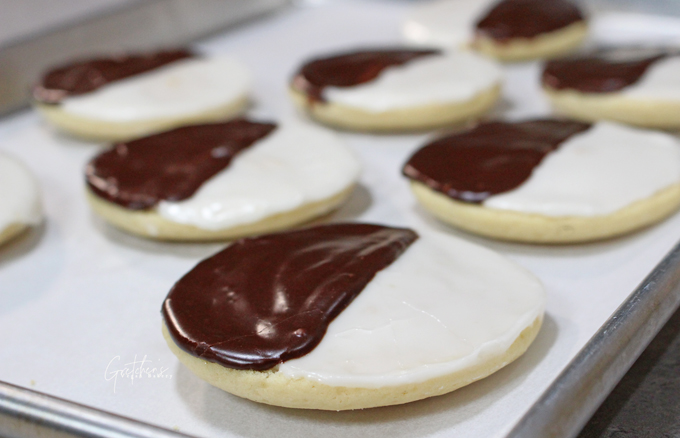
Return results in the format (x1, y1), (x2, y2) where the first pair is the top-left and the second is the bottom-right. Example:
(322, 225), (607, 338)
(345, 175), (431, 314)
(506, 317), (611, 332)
(1, 1), (680, 437)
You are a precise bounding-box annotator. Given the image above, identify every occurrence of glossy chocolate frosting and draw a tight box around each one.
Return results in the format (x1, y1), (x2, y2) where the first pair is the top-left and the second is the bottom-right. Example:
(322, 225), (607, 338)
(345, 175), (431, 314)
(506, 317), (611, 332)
(542, 51), (668, 93)
(86, 119), (276, 210)
(403, 119), (591, 203)
(292, 49), (440, 102)
(476, 0), (584, 42)
(162, 223), (418, 370)
(34, 49), (192, 104)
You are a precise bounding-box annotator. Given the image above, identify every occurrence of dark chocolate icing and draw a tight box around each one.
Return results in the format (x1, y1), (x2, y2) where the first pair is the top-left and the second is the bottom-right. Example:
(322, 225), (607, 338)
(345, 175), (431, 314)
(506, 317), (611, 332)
(86, 119), (276, 210)
(403, 119), (591, 203)
(162, 223), (418, 371)
(291, 49), (440, 103)
(34, 49), (193, 104)
(475, 0), (584, 42)
(542, 52), (668, 93)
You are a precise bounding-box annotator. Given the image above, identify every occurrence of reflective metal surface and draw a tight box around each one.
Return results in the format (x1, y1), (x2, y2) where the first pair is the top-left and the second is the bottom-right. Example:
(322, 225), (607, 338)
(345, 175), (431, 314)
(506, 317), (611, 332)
(0, 380), (194, 438)
(578, 305), (680, 437)
(508, 241), (680, 438)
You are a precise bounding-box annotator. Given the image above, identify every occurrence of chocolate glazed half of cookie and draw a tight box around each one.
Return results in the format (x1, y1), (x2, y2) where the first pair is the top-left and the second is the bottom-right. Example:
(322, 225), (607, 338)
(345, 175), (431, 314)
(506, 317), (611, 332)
(291, 48), (440, 103)
(542, 51), (669, 93)
(541, 48), (680, 129)
(85, 119), (276, 210)
(162, 223), (418, 370)
(403, 119), (591, 203)
(33, 49), (193, 104)
(475, 0), (585, 42)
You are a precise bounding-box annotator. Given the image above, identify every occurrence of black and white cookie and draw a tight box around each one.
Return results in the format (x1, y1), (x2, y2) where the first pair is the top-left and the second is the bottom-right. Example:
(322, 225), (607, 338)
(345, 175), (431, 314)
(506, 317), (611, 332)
(162, 223), (545, 410)
(33, 50), (251, 141)
(403, 0), (588, 61)
(404, 119), (680, 243)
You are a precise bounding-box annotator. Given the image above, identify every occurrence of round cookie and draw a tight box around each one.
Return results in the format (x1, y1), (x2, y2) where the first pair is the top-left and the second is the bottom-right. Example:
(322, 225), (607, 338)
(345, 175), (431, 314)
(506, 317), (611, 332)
(289, 48), (502, 131)
(403, 0), (588, 62)
(33, 50), (251, 141)
(403, 120), (680, 243)
(85, 118), (360, 241)
(0, 153), (42, 246)
(162, 223), (545, 410)
(542, 49), (680, 129)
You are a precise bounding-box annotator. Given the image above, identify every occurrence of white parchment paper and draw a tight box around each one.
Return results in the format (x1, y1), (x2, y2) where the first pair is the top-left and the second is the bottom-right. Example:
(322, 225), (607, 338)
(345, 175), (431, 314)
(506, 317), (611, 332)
(1, 1), (680, 437)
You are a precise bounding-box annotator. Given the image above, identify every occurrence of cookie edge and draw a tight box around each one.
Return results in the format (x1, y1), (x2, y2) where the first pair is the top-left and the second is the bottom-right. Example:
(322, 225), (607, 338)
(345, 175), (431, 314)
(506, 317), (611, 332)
(86, 185), (356, 241)
(0, 223), (30, 247)
(34, 95), (249, 142)
(410, 180), (680, 243)
(162, 315), (543, 410)
(473, 20), (588, 62)
(289, 84), (501, 132)
(543, 86), (680, 129)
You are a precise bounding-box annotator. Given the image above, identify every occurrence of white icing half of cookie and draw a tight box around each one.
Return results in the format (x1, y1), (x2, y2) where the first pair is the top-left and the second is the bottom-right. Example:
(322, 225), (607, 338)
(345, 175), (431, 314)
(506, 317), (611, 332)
(623, 56), (680, 100)
(323, 51), (502, 112)
(402, 0), (497, 48)
(278, 231), (545, 387)
(59, 56), (251, 122)
(484, 122), (680, 217)
(157, 122), (360, 230)
(0, 153), (42, 231)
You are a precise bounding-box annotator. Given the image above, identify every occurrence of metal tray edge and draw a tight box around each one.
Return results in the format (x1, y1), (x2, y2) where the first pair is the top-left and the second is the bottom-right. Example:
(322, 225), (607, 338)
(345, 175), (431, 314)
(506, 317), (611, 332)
(507, 239), (680, 438)
(0, 380), (195, 438)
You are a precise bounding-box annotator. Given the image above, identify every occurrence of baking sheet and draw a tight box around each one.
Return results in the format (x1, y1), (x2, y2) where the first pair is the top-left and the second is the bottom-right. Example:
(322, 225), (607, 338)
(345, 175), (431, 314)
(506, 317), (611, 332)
(2, 1), (680, 437)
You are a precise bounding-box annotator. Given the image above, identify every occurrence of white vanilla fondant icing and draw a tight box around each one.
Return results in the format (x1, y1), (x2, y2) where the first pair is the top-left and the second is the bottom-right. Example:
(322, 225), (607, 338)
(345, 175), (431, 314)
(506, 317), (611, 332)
(157, 121), (360, 230)
(0, 153), (42, 232)
(279, 231), (545, 387)
(60, 56), (251, 122)
(484, 122), (680, 217)
(402, 0), (497, 48)
(323, 50), (502, 112)
(623, 55), (680, 100)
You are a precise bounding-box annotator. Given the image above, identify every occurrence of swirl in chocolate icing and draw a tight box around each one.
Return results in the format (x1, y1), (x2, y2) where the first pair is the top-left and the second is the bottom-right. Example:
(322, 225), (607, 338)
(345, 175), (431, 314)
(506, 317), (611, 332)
(291, 49), (440, 103)
(34, 49), (193, 104)
(403, 119), (591, 203)
(475, 0), (584, 42)
(86, 119), (276, 210)
(162, 223), (418, 370)
(542, 51), (668, 93)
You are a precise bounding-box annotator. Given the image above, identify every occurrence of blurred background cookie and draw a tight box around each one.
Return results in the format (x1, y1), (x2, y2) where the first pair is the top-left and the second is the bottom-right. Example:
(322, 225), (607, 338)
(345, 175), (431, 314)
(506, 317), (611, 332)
(290, 48), (501, 131)
(403, 0), (588, 61)
(403, 119), (680, 243)
(33, 50), (251, 141)
(542, 48), (680, 129)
